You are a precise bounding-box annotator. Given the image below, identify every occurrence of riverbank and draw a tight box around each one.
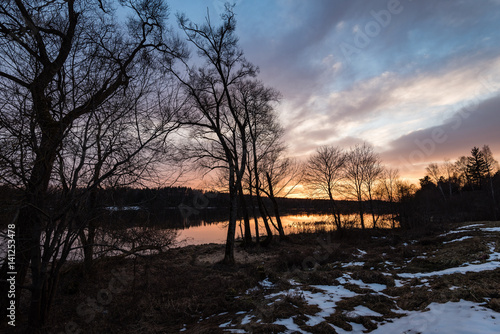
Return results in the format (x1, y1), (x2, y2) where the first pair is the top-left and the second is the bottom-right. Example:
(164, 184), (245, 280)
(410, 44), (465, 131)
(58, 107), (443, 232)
(7, 221), (500, 333)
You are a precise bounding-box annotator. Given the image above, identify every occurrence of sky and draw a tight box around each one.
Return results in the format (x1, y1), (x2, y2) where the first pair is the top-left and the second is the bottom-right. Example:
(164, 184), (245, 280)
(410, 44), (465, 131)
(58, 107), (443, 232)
(167, 0), (500, 182)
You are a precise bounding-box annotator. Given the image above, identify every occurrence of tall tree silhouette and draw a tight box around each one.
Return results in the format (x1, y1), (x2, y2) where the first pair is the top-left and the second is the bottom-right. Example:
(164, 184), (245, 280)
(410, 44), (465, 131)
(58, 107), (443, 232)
(467, 146), (488, 190)
(172, 6), (258, 264)
(0, 0), (179, 329)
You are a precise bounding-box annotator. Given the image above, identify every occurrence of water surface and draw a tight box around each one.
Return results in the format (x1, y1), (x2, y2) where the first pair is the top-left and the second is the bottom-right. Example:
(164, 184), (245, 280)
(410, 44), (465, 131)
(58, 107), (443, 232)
(176, 213), (394, 245)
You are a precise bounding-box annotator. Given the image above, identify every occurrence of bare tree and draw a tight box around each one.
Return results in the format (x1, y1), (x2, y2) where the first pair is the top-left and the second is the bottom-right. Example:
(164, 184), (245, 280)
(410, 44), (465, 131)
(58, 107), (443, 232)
(344, 143), (379, 229)
(260, 146), (302, 240)
(56, 76), (182, 273)
(362, 151), (383, 228)
(481, 145), (498, 219)
(304, 146), (346, 230)
(454, 156), (469, 190)
(443, 158), (454, 198)
(426, 162), (446, 200)
(378, 168), (400, 228)
(237, 80), (281, 245)
(0, 0), (180, 329)
(231, 80), (280, 245)
(171, 6), (258, 264)
(395, 179), (417, 229)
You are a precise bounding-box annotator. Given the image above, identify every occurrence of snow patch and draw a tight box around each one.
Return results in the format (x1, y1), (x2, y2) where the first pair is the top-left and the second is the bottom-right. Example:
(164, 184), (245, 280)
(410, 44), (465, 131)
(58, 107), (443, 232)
(219, 320), (232, 328)
(345, 305), (382, 318)
(240, 314), (253, 325)
(259, 278), (275, 289)
(443, 236), (473, 244)
(341, 261), (364, 267)
(457, 223), (485, 230)
(482, 227), (500, 232)
(398, 261), (500, 278)
(349, 278), (387, 292)
(105, 206), (141, 211)
(355, 249), (367, 258)
(439, 223), (486, 237)
(371, 300), (500, 334)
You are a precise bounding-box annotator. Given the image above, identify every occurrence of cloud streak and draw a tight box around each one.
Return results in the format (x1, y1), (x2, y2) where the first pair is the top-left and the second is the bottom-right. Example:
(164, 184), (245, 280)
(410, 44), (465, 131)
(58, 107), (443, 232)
(382, 93), (500, 178)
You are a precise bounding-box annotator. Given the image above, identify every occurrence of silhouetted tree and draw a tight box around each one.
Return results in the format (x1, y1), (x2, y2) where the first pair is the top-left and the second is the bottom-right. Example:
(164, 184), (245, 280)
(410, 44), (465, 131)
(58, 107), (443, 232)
(240, 80), (281, 245)
(363, 151), (383, 228)
(396, 180), (417, 229)
(454, 156), (469, 190)
(443, 158), (454, 198)
(0, 0), (179, 329)
(467, 147), (488, 190)
(344, 143), (378, 229)
(172, 6), (258, 264)
(481, 145), (498, 218)
(426, 162), (446, 201)
(260, 148), (302, 240)
(304, 146), (346, 230)
(378, 168), (400, 228)
(419, 175), (435, 189)
(59, 77), (182, 274)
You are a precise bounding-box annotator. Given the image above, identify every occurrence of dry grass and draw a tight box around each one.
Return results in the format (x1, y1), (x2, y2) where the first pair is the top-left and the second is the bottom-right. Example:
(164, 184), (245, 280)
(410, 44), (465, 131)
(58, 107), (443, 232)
(8, 220), (499, 333)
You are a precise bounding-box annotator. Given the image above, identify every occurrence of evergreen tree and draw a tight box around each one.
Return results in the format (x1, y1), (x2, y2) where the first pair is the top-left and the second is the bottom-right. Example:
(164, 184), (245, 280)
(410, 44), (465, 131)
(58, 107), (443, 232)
(466, 147), (488, 189)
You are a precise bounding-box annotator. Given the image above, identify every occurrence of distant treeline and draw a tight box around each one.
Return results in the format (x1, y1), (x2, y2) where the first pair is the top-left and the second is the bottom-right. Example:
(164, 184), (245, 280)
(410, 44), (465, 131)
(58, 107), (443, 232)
(399, 146), (500, 229)
(96, 186), (390, 213)
(0, 185), (392, 228)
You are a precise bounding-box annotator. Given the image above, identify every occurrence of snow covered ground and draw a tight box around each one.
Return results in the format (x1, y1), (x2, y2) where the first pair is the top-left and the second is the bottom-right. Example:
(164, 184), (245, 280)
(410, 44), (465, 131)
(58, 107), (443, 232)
(217, 222), (500, 333)
(370, 300), (499, 334)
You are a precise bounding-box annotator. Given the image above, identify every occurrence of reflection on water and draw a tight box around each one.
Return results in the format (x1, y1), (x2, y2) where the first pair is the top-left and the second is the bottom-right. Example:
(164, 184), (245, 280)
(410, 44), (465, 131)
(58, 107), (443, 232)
(176, 213), (396, 246)
(0, 212), (397, 262)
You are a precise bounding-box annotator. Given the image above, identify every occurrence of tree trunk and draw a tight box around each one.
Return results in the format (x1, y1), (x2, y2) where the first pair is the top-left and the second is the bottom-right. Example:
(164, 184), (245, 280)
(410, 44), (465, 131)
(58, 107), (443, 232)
(238, 183), (252, 245)
(327, 190), (342, 231)
(248, 184), (260, 245)
(22, 129), (65, 328)
(489, 176), (497, 220)
(224, 165), (238, 265)
(266, 172), (285, 240)
(81, 219), (96, 275)
(437, 183), (446, 201)
(270, 197), (285, 240)
(358, 196), (365, 229)
(368, 188), (378, 229)
(390, 199), (397, 229)
(257, 193), (273, 245)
